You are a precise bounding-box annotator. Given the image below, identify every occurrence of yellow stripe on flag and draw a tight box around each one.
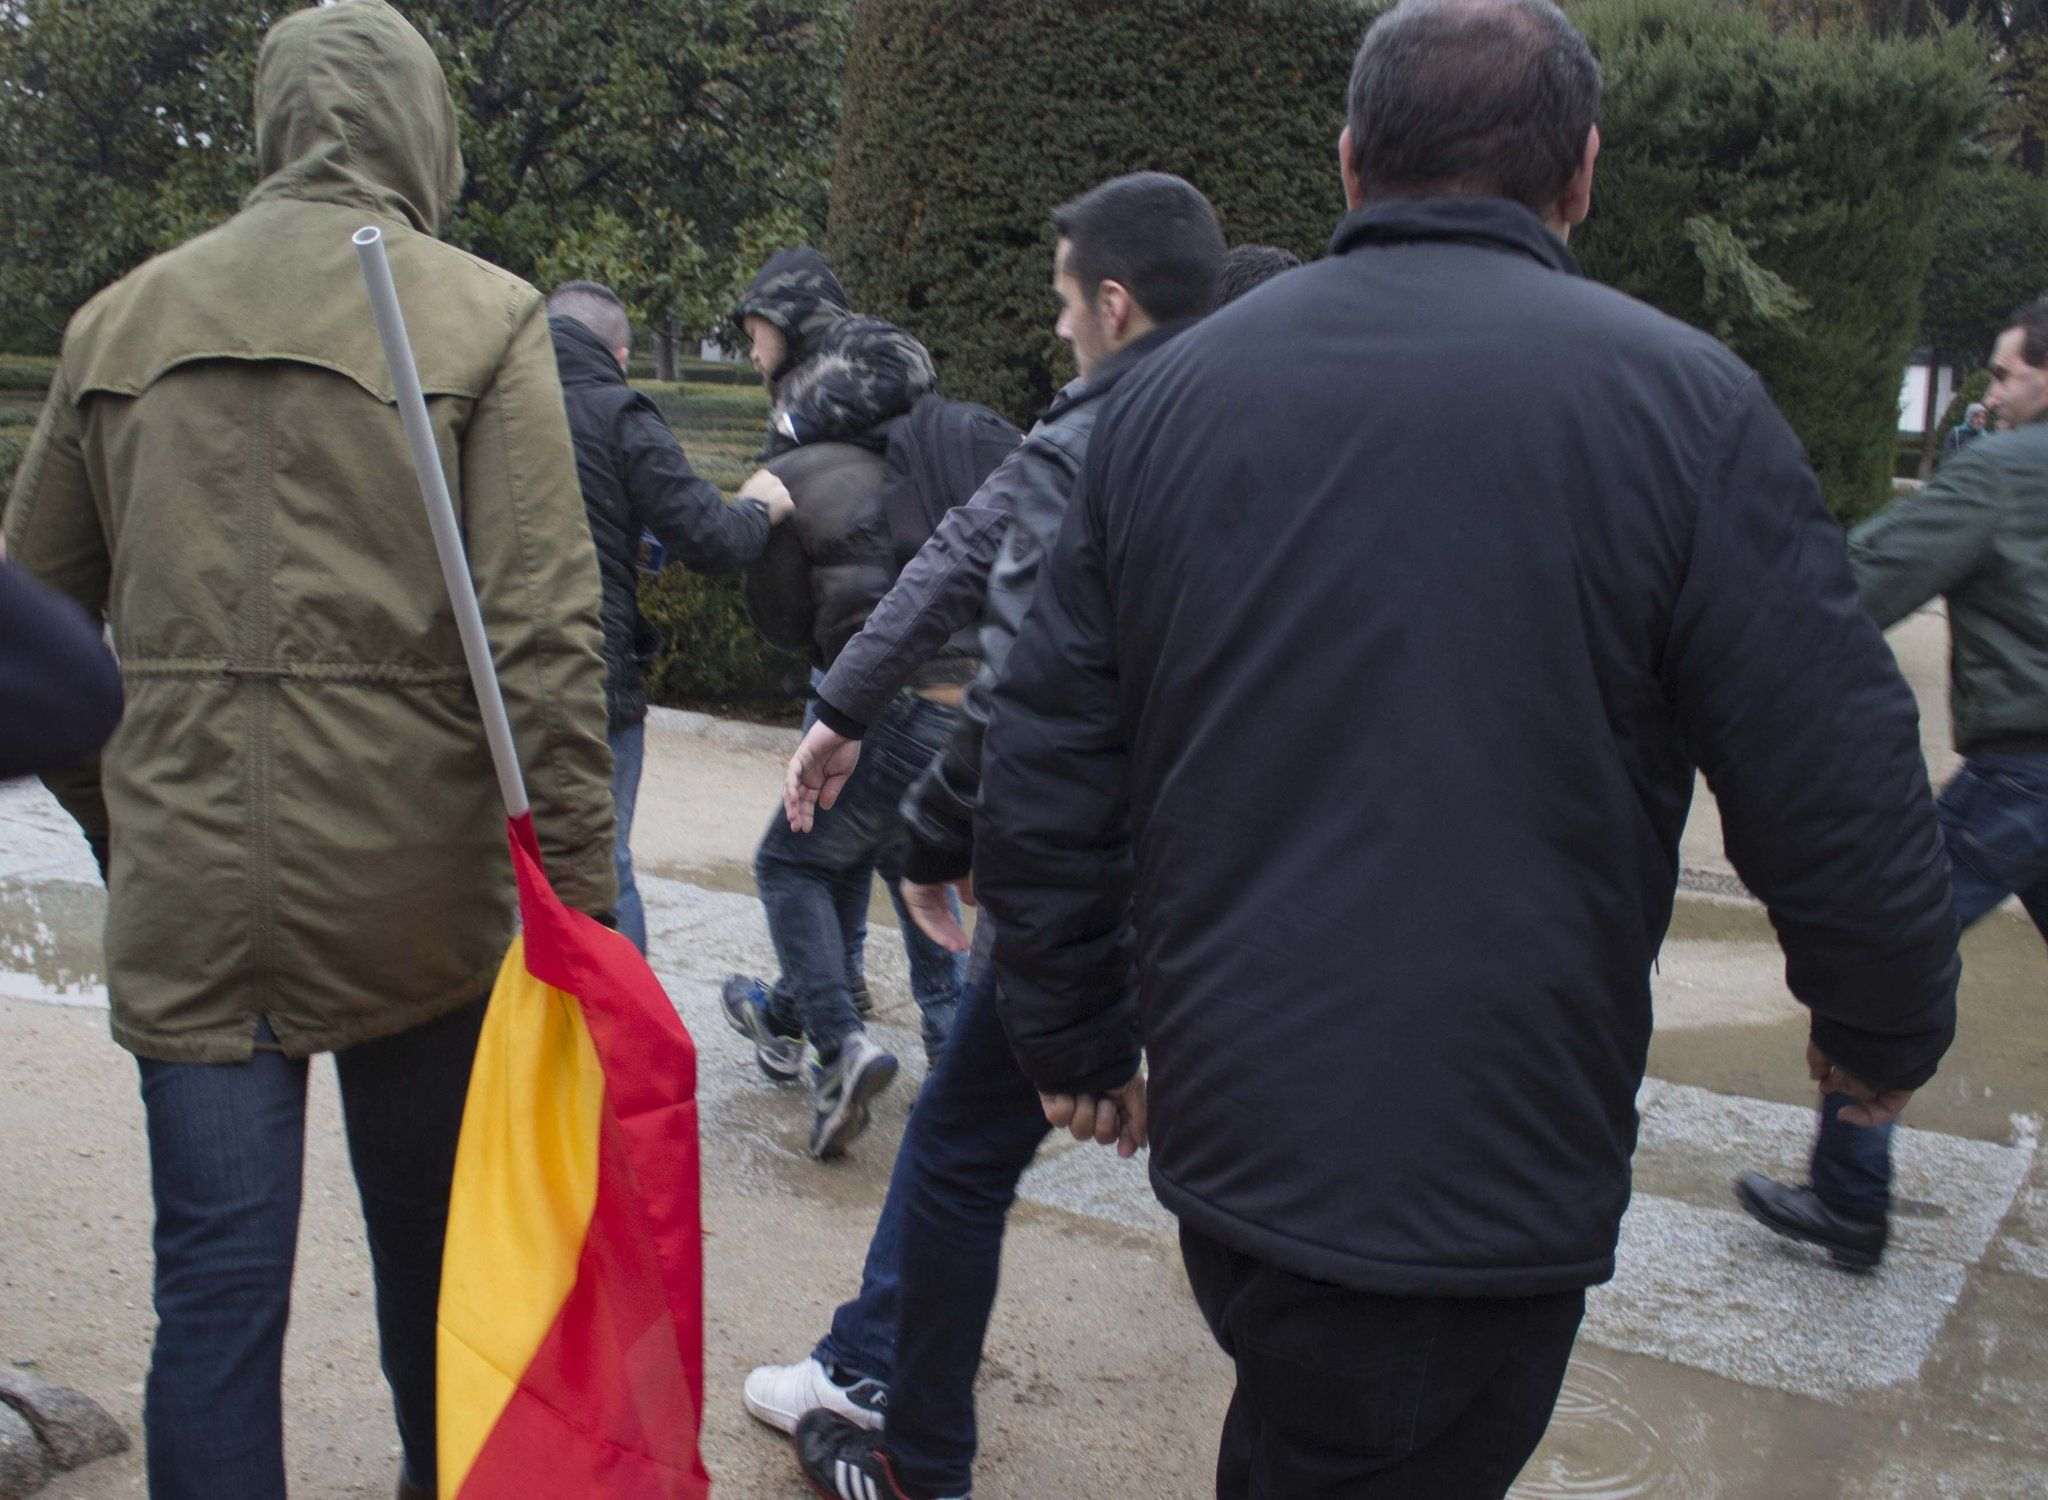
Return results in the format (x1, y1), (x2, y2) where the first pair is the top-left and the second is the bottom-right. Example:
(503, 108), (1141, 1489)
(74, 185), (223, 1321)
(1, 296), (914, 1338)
(437, 936), (605, 1495)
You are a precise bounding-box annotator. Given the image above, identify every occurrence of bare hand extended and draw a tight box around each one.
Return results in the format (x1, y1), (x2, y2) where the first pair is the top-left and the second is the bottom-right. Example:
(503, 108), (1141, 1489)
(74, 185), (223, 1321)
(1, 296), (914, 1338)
(739, 467), (795, 526)
(784, 720), (861, 831)
(1041, 1072), (1148, 1158)
(1807, 1041), (1914, 1128)
(900, 874), (974, 953)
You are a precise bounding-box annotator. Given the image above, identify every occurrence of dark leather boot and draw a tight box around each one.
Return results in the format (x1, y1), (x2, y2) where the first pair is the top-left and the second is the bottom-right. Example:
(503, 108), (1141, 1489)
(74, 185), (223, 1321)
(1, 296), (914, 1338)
(1734, 1172), (1887, 1272)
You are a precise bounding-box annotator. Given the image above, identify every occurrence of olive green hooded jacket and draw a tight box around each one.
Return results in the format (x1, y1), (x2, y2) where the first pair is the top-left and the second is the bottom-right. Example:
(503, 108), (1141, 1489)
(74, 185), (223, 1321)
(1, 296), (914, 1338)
(2, 0), (615, 1062)
(1849, 420), (2048, 754)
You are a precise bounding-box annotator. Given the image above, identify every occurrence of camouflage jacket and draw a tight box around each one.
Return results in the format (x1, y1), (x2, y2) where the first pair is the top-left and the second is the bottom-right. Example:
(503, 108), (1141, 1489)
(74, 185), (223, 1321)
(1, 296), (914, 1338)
(733, 247), (937, 458)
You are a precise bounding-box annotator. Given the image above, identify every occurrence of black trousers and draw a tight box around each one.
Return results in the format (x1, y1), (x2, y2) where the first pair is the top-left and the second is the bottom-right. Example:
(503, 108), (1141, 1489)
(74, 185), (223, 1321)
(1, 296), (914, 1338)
(1180, 1224), (1585, 1499)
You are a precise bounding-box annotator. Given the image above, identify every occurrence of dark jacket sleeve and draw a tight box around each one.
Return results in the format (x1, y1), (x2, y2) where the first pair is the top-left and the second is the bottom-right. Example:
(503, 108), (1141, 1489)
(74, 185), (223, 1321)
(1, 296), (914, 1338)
(897, 426), (1086, 879)
(619, 397), (771, 572)
(1845, 441), (2003, 630)
(969, 462), (1142, 1098)
(1664, 376), (1959, 1092)
(815, 441), (1063, 735)
(0, 560), (122, 779)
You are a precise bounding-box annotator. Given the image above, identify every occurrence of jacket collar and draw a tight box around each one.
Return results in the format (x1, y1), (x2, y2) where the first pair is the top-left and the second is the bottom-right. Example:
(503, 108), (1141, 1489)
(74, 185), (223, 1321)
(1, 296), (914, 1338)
(1329, 196), (1581, 277)
(1042, 317), (1200, 423)
(550, 315), (626, 388)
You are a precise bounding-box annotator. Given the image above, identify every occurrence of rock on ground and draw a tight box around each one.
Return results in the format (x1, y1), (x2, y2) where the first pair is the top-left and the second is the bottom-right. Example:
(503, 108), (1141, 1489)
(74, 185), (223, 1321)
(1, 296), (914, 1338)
(0, 1365), (128, 1474)
(0, 1403), (50, 1500)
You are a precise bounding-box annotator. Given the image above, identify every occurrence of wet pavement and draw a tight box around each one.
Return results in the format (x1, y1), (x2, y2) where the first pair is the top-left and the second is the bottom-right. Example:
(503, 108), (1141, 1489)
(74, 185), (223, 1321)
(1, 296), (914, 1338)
(3, 606), (2046, 1496)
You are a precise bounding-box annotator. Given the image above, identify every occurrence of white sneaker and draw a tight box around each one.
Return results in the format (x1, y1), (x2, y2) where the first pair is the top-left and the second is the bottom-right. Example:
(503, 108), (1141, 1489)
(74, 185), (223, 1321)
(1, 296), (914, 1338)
(742, 1356), (888, 1435)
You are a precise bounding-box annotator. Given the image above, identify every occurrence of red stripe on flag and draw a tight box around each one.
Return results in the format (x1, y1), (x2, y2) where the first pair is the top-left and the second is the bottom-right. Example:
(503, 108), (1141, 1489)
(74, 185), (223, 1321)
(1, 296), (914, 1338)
(456, 1101), (709, 1497)
(453, 815), (710, 1496)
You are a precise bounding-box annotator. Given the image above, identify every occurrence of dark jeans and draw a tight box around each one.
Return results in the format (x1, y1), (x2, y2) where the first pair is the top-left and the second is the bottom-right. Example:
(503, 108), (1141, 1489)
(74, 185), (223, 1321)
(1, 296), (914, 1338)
(754, 691), (965, 1059)
(1812, 751), (2048, 1219)
(1181, 1225), (1585, 1500)
(136, 1002), (484, 1500)
(811, 951), (1050, 1494)
(610, 718), (648, 953)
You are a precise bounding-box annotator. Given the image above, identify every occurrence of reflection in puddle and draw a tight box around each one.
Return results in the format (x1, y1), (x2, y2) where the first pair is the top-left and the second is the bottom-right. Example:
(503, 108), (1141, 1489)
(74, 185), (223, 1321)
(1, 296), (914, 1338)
(1516, 1354), (1682, 1500)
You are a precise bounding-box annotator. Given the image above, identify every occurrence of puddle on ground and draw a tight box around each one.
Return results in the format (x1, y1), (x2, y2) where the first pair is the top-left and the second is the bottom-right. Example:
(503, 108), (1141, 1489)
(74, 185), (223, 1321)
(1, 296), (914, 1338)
(1654, 895), (2047, 1144)
(0, 877), (107, 1002)
(1515, 1353), (1680, 1499)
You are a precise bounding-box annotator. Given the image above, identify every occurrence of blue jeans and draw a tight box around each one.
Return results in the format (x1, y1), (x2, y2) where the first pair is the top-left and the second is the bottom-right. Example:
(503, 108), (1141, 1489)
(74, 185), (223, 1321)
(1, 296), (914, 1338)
(136, 1003), (484, 1500)
(754, 691), (965, 1059)
(1812, 751), (2048, 1219)
(610, 719), (648, 953)
(811, 946), (1052, 1494)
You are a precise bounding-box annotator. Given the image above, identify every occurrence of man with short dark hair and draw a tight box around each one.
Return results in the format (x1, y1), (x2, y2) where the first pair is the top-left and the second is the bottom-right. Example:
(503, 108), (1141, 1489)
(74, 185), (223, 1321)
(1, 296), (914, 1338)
(760, 172), (1229, 1500)
(1738, 294), (2048, 1272)
(972, 3), (1959, 1495)
(547, 277), (791, 952)
(1217, 243), (1302, 304)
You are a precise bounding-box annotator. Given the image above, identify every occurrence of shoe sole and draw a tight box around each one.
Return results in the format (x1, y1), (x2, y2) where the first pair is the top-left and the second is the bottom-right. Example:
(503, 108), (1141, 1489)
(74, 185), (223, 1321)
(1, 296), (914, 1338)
(721, 989), (803, 1085)
(810, 1051), (899, 1160)
(1733, 1179), (1882, 1274)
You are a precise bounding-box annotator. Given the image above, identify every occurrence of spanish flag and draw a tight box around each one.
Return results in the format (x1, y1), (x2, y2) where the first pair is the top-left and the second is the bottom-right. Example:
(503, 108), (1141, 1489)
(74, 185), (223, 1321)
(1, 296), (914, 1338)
(436, 815), (709, 1498)
(352, 227), (711, 1499)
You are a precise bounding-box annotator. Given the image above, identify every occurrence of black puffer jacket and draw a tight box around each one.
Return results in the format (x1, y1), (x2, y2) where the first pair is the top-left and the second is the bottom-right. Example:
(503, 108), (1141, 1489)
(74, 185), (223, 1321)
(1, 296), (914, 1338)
(975, 197), (1959, 1298)
(732, 247), (937, 459)
(551, 315), (771, 727)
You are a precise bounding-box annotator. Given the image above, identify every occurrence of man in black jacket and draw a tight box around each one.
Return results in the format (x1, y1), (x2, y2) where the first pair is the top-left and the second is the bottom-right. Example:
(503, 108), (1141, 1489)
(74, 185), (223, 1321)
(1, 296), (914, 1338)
(774, 173), (1228, 1500)
(547, 281), (792, 951)
(972, 4), (1960, 1497)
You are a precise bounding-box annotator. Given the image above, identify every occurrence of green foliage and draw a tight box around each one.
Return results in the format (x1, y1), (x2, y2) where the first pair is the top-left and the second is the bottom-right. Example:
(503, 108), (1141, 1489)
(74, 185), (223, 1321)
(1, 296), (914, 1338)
(1573, 0), (1987, 522)
(640, 568), (808, 705)
(0, 0), (846, 347)
(0, 1), (277, 349)
(827, 0), (1371, 422)
(1920, 157), (2048, 366)
(0, 355), (55, 392)
(634, 375), (799, 705)
(0, 426), (29, 494)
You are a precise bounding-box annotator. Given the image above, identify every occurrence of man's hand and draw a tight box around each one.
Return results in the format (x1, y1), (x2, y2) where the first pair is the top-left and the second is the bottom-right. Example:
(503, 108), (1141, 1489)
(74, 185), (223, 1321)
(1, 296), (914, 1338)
(900, 874), (973, 953)
(785, 720), (861, 831)
(1041, 1072), (1148, 1159)
(1807, 1041), (1915, 1128)
(739, 467), (795, 526)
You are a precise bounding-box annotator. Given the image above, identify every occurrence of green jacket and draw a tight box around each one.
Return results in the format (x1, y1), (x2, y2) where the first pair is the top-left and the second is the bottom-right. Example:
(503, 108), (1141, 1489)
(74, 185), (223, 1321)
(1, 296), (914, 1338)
(1849, 421), (2048, 754)
(2, 0), (615, 1062)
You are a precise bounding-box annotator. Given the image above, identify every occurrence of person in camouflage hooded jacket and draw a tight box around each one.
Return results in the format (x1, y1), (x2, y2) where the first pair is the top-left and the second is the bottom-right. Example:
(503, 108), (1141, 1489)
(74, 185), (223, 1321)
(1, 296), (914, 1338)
(733, 247), (937, 457)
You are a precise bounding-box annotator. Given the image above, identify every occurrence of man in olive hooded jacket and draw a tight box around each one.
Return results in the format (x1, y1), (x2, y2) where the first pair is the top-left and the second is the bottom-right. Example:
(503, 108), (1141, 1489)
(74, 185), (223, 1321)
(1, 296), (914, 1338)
(1, 4), (613, 1496)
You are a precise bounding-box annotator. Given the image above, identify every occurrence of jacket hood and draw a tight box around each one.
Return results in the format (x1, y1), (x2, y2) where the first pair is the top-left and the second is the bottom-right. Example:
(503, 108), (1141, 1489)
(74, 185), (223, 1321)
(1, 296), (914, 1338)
(247, 0), (464, 236)
(550, 314), (626, 388)
(733, 247), (851, 375)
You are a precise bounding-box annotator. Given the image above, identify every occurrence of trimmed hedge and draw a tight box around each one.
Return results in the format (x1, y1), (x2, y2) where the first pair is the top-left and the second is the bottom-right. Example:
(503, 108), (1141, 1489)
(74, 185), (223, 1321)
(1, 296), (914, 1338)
(1572, 0), (1984, 523)
(831, 0), (1981, 523)
(828, 0), (1371, 423)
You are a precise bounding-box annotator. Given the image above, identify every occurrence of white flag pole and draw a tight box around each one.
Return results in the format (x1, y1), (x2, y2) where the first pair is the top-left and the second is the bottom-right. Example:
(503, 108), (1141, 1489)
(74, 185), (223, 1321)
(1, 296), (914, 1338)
(352, 225), (530, 821)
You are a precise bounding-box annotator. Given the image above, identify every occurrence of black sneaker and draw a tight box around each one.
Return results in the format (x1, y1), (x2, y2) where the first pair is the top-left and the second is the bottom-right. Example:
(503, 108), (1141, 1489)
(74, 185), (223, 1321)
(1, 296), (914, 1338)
(850, 981), (875, 1020)
(721, 974), (803, 1083)
(794, 1410), (968, 1500)
(807, 1031), (898, 1160)
(1734, 1172), (1887, 1272)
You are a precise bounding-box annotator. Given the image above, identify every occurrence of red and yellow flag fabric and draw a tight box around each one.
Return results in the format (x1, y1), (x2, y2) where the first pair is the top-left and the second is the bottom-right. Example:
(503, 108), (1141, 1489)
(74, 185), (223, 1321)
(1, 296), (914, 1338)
(438, 814), (710, 1499)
